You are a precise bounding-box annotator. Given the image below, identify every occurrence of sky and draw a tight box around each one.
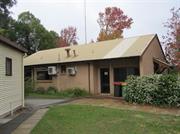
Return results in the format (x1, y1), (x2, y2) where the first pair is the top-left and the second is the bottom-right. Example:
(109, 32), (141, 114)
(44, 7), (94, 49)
(11, 0), (180, 44)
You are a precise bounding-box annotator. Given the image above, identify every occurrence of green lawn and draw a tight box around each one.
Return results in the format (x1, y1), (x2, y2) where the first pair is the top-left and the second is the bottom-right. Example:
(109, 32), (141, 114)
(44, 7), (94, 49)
(31, 105), (180, 134)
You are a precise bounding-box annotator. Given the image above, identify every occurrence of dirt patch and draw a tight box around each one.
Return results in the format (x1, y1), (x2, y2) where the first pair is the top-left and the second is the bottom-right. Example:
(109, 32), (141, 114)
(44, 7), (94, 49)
(70, 98), (180, 116)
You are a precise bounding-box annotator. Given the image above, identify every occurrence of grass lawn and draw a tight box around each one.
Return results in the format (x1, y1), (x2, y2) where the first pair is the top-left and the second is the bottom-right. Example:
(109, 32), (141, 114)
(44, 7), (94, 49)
(31, 105), (180, 134)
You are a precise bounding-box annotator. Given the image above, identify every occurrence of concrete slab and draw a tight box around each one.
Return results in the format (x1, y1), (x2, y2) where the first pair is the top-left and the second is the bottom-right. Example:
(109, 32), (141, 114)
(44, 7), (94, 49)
(0, 98), (74, 134)
(12, 108), (48, 134)
(25, 98), (67, 108)
(0, 118), (12, 124)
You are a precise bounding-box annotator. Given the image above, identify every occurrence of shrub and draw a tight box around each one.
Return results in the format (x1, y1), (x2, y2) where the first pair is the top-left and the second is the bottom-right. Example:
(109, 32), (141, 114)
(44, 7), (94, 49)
(47, 86), (58, 94)
(61, 87), (89, 97)
(124, 74), (180, 107)
(31, 86), (89, 98)
(157, 74), (180, 107)
(35, 87), (46, 94)
(71, 87), (89, 97)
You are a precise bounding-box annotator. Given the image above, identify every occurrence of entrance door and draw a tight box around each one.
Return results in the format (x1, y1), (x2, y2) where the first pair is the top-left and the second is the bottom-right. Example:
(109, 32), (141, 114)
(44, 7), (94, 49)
(100, 68), (110, 93)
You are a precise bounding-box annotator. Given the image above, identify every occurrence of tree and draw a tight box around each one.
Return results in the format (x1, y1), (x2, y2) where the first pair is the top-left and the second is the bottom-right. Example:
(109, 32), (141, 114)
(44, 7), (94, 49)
(97, 7), (133, 42)
(57, 26), (78, 47)
(8, 11), (59, 54)
(0, 0), (16, 15)
(0, 0), (16, 34)
(1, 11), (59, 54)
(163, 8), (180, 70)
(0, 2), (59, 55)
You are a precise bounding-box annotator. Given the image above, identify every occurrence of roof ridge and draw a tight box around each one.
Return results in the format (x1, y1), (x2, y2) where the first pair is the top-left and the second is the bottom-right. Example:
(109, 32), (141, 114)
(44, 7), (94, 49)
(37, 34), (156, 53)
(37, 38), (122, 53)
(123, 33), (156, 39)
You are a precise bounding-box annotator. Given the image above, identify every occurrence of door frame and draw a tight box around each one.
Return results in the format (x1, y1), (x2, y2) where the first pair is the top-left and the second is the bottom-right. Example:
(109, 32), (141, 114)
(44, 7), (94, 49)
(99, 68), (110, 94)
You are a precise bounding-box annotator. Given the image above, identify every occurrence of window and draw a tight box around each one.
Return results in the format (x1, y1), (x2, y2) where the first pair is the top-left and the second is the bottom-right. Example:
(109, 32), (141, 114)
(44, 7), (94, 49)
(127, 67), (139, 76)
(37, 71), (52, 80)
(114, 68), (126, 82)
(6, 57), (12, 76)
(61, 65), (66, 74)
(114, 67), (139, 82)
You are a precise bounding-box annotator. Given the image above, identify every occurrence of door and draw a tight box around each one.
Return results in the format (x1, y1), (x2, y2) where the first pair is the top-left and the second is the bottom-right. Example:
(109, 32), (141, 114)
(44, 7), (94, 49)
(100, 68), (110, 93)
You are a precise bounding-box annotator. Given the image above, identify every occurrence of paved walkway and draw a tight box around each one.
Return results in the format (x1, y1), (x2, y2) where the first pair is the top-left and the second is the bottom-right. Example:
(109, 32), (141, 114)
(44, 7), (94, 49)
(0, 98), (72, 134)
(25, 98), (67, 108)
(12, 108), (48, 134)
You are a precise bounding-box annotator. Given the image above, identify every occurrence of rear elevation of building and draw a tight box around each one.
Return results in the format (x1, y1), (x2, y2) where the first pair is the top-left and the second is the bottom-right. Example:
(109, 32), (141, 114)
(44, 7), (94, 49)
(0, 36), (26, 117)
(24, 34), (169, 95)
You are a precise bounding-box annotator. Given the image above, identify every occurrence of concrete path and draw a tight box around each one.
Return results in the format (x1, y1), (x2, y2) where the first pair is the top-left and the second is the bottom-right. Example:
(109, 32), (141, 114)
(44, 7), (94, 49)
(0, 107), (35, 134)
(12, 108), (48, 134)
(25, 98), (67, 109)
(0, 98), (73, 134)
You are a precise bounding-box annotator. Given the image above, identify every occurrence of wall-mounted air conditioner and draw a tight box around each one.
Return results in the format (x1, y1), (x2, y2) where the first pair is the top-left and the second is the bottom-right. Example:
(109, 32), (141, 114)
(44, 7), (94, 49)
(48, 66), (57, 75)
(67, 67), (76, 76)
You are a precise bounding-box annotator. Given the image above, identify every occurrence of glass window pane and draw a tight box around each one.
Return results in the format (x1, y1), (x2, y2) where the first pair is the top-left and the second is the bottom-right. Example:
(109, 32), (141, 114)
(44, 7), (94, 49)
(37, 71), (52, 80)
(6, 57), (12, 76)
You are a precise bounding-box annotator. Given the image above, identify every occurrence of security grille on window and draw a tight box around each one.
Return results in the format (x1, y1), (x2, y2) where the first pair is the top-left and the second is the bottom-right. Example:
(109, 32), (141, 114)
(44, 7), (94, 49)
(6, 57), (12, 76)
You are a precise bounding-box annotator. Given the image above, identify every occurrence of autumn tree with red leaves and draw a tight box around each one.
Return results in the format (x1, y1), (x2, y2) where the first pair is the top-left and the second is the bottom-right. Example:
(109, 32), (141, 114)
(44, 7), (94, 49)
(97, 7), (133, 42)
(163, 8), (180, 70)
(57, 26), (78, 47)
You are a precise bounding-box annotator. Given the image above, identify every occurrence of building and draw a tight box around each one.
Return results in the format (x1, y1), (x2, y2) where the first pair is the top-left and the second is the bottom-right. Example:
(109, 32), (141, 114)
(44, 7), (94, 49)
(0, 36), (27, 117)
(24, 34), (169, 95)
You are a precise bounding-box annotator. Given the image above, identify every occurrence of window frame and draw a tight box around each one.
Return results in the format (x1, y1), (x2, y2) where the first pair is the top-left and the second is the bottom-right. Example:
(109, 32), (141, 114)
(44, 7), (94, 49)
(5, 57), (12, 76)
(113, 67), (139, 82)
(36, 70), (52, 80)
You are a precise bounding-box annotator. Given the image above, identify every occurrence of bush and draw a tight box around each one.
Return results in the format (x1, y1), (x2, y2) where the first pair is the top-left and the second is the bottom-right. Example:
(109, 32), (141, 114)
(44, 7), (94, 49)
(47, 86), (58, 94)
(61, 87), (89, 97)
(25, 77), (35, 96)
(31, 86), (90, 98)
(124, 74), (180, 107)
(35, 87), (46, 94)
(157, 74), (180, 107)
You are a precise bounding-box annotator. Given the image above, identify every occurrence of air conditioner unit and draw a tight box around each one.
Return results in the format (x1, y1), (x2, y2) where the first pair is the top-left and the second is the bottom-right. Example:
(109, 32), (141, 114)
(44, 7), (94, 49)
(67, 67), (76, 76)
(48, 66), (57, 75)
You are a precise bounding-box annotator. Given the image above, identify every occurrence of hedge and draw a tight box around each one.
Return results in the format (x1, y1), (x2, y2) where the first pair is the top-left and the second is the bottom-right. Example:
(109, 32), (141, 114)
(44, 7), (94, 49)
(123, 74), (180, 107)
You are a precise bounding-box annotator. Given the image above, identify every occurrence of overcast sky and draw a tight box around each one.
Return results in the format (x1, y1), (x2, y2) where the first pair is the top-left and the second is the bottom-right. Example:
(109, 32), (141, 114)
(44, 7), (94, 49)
(11, 0), (179, 44)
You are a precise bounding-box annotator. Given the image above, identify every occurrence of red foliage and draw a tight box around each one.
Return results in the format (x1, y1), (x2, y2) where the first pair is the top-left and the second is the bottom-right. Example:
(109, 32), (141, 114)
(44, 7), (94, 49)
(163, 8), (180, 70)
(97, 7), (133, 41)
(57, 26), (78, 47)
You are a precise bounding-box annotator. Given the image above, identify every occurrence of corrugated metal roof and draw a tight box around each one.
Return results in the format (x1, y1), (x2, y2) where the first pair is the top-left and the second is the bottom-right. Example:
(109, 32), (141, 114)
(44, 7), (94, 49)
(24, 34), (156, 66)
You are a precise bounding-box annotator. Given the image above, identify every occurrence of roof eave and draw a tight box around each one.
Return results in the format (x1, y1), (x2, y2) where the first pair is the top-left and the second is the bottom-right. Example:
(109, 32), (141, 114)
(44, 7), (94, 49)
(24, 55), (140, 66)
(0, 36), (27, 53)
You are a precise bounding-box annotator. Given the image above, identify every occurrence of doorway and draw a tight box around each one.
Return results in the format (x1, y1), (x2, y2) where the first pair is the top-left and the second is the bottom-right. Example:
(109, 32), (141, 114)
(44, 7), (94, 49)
(100, 68), (110, 93)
